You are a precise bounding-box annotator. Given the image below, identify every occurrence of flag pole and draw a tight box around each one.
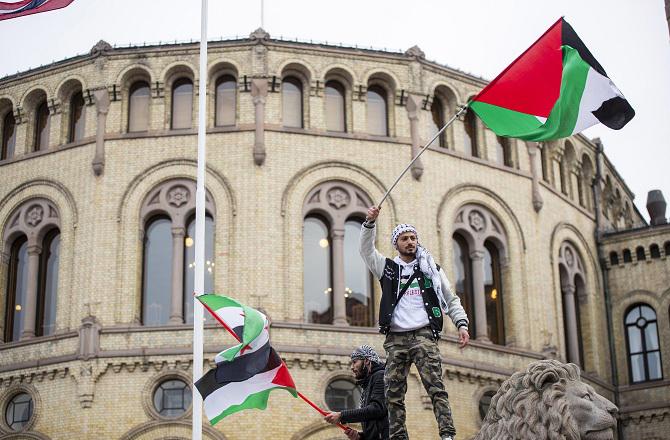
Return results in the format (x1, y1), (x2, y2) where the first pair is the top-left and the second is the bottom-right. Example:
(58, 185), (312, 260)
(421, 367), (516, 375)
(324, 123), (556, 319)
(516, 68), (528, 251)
(192, 0), (208, 439)
(376, 104), (468, 208)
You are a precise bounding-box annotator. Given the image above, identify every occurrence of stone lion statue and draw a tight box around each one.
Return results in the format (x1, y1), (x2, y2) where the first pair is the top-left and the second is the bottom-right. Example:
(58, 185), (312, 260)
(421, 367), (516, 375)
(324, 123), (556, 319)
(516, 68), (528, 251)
(475, 360), (617, 440)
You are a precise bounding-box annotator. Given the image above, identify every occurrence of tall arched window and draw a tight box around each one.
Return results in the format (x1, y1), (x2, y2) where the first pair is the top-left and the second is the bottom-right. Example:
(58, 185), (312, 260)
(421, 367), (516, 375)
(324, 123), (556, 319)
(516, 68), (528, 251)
(303, 216), (332, 324)
(650, 244), (661, 259)
(484, 241), (504, 345)
(325, 80), (346, 132)
(302, 182), (374, 326)
(34, 101), (50, 151)
(558, 156), (567, 195)
(452, 234), (474, 323)
(171, 78), (193, 129)
(69, 91), (86, 142)
(215, 75), (236, 127)
(496, 136), (512, 167)
(540, 144), (549, 182)
(463, 110), (478, 157)
(429, 97), (445, 148)
(559, 242), (586, 367)
(625, 304), (662, 383)
(344, 219), (373, 326)
(183, 215), (215, 324)
(636, 246), (646, 261)
(622, 249), (632, 263)
(4, 236), (28, 342)
(142, 217), (173, 326)
(128, 81), (150, 132)
(2, 112), (16, 160)
(282, 77), (303, 128)
(36, 230), (60, 336)
(366, 85), (388, 136)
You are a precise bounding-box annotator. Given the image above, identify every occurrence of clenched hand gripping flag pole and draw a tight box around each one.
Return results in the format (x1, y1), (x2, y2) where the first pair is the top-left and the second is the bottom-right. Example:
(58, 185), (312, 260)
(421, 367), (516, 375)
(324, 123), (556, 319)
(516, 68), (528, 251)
(0, 0), (75, 20)
(377, 17), (635, 207)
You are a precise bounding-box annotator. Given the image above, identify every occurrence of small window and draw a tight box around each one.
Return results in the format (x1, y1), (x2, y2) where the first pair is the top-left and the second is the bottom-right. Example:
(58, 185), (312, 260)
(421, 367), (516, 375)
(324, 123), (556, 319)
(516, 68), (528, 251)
(429, 97), (445, 147)
(282, 77), (303, 128)
(2, 112), (16, 160)
(215, 75), (236, 127)
(463, 111), (478, 157)
(636, 246), (646, 261)
(171, 78), (193, 129)
(325, 80), (346, 132)
(153, 379), (192, 418)
(5, 393), (33, 431)
(128, 81), (150, 132)
(622, 249), (632, 263)
(366, 85), (388, 136)
(34, 101), (50, 151)
(325, 379), (360, 412)
(69, 91), (86, 142)
(664, 241), (670, 258)
(609, 251), (619, 266)
(496, 136), (512, 166)
(478, 390), (496, 421)
(650, 244), (661, 259)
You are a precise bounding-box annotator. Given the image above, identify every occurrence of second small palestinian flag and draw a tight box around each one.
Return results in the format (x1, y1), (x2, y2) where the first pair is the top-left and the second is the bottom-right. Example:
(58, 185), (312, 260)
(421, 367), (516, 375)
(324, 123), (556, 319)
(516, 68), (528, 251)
(469, 17), (634, 141)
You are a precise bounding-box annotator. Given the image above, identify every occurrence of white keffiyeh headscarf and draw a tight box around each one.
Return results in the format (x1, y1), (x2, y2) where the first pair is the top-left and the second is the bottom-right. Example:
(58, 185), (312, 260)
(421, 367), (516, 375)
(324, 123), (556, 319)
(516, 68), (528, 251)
(391, 223), (448, 309)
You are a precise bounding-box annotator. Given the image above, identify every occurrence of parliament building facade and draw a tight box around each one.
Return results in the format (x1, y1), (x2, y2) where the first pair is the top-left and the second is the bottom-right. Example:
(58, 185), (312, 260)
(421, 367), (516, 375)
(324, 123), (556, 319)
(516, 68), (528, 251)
(0, 30), (668, 439)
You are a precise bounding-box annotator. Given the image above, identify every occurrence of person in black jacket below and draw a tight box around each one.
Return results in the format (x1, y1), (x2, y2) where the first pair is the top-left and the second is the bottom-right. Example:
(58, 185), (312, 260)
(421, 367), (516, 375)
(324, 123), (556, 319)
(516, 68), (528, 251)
(324, 345), (389, 440)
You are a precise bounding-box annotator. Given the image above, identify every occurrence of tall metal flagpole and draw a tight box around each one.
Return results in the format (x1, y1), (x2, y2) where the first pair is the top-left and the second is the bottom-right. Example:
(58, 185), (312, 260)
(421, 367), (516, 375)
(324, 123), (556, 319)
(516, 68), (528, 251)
(192, 0), (208, 439)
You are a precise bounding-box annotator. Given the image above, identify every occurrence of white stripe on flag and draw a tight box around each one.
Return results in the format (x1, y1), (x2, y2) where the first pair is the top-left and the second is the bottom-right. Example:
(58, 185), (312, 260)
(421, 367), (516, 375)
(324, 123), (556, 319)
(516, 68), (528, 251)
(573, 67), (624, 134)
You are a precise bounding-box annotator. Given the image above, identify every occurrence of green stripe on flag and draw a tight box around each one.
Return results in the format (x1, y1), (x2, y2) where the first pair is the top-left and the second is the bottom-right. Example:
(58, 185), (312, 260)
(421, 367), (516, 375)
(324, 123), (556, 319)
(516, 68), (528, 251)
(198, 294), (241, 311)
(468, 101), (542, 138)
(210, 386), (297, 425)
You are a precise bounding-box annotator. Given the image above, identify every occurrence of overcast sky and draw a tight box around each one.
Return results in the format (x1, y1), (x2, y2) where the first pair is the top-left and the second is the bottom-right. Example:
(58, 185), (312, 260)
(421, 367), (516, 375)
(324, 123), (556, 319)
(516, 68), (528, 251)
(1, 0), (668, 221)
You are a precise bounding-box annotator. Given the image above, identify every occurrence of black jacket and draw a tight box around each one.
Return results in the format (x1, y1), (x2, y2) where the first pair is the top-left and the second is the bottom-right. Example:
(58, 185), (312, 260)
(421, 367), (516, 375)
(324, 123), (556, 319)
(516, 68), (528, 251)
(339, 363), (389, 440)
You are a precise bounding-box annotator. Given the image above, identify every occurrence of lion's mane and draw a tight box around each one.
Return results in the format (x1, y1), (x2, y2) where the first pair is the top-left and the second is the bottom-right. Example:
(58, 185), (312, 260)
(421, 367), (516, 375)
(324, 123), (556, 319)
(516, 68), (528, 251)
(475, 360), (582, 440)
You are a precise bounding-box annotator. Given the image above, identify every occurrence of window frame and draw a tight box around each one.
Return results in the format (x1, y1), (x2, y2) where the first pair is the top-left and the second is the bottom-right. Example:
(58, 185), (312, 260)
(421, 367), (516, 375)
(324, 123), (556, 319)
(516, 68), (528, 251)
(170, 77), (194, 130)
(366, 84), (389, 136)
(4, 236), (28, 342)
(128, 81), (151, 132)
(2, 111), (16, 160)
(282, 76), (304, 129)
(624, 304), (663, 383)
(33, 100), (50, 151)
(68, 91), (86, 143)
(214, 74), (237, 127)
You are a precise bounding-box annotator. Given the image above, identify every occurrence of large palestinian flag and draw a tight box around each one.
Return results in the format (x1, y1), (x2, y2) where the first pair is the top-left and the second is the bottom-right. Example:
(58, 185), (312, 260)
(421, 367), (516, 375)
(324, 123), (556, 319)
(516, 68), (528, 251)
(469, 18), (634, 141)
(195, 294), (297, 425)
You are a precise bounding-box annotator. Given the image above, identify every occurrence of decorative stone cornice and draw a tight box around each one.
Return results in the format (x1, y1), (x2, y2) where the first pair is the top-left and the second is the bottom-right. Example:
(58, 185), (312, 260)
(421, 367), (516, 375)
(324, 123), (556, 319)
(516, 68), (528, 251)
(249, 27), (270, 42)
(405, 45), (425, 59)
(90, 40), (113, 57)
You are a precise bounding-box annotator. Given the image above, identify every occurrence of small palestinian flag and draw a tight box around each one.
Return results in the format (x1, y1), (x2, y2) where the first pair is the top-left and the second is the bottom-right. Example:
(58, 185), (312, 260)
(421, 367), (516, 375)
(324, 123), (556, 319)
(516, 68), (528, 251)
(195, 346), (297, 425)
(469, 18), (634, 141)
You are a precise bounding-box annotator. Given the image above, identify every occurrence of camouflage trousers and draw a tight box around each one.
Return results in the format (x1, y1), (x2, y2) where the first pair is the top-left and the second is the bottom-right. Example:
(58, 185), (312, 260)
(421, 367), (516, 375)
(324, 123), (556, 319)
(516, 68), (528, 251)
(383, 327), (455, 439)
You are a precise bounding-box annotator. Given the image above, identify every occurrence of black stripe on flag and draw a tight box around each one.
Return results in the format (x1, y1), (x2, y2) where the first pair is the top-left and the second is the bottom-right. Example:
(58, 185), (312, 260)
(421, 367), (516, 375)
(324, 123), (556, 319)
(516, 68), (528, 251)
(231, 325), (244, 342)
(593, 96), (635, 130)
(214, 341), (272, 383)
(561, 19), (607, 77)
(195, 347), (282, 401)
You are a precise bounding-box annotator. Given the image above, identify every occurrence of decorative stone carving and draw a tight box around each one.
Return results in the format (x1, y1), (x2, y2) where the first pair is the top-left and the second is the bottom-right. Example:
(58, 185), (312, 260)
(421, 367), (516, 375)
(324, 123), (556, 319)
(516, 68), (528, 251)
(476, 360), (617, 440)
(326, 187), (350, 209)
(167, 186), (190, 207)
(251, 78), (268, 165)
(565, 247), (575, 267)
(90, 40), (112, 56)
(92, 88), (110, 176)
(405, 45), (425, 59)
(405, 93), (424, 180)
(468, 210), (485, 232)
(249, 27), (270, 42)
(25, 205), (44, 227)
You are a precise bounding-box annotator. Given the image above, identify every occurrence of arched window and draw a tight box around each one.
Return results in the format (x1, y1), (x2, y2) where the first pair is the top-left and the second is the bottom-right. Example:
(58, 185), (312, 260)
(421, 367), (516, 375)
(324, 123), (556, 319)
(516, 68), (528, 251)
(5, 392), (33, 431)
(452, 233), (474, 324)
(2, 112), (16, 160)
(4, 236), (28, 342)
(282, 76), (303, 128)
(558, 156), (567, 194)
(215, 75), (236, 127)
(68, 91), (86, 142)
(128, 81), (150, 132)
(463, 110), (478, 157)
(625, 304), (662, 382)
(540, 144), (549, 182)
(496, 136), (512, 166)
(636, 246), (646, 261)
(34, 101), (50, 151)
(325, 80), (346, 132)
(37, 230), (60, 336)
(559, 242), (586, 367)
(609, 251), (619, 266)
(366, 85), (388, 136)
(650, 244), (661, 259)
(478, 390), (496, 421)
(142, 217), (173, 326)
(325, 379), (360, 412)
(303, 182), (374, 326)
(171, 78), (193, 129)
(664, 241), (670, 258)
(429, 96), (445, 148)
(183, 215), (215, 324)
(484, 241), (504, 345)
(344, 219), (373, 326)
(622, 249), (632, 263)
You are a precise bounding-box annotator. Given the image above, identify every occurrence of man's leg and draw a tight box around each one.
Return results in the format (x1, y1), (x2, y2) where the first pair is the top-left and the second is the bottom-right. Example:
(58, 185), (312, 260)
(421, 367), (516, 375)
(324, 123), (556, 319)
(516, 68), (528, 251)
(411, 328), (456, 438)
(384, 332), (412, 440)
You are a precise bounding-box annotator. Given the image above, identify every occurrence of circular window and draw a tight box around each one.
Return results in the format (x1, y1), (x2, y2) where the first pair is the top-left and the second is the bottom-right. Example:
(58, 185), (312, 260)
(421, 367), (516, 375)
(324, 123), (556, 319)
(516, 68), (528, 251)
(478, 390), (496, 421)
(152, 379), (192, 418)
(5, 393), (33, 431)
(325, 379), (361, 412)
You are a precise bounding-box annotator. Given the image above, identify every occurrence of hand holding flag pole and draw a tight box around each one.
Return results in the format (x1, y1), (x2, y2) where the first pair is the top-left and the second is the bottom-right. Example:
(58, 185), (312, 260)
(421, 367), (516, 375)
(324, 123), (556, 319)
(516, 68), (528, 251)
(376, 105), (469, 208)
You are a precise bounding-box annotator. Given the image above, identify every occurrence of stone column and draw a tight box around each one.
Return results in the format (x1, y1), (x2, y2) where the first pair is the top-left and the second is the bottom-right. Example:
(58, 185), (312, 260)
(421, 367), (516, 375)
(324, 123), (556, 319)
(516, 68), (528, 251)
(470, 250), (489, 342)
(526, 142), (544, 212)
(47, 100), (61, 150)
(405, 94), (424, 180)
(92, 89), (110, 176)
(562, 283), (580, 364)
(21, 244), (42, 339)
(331, 228), (348, 326)
(169, 227), (185, 324)
(251, 78), (268, 166)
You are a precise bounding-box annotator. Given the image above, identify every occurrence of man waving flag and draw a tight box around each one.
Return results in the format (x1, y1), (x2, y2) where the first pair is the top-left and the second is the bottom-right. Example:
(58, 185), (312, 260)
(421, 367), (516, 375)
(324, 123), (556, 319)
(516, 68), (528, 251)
(0, 0), (75, 20)
(469, 17), (635, 141)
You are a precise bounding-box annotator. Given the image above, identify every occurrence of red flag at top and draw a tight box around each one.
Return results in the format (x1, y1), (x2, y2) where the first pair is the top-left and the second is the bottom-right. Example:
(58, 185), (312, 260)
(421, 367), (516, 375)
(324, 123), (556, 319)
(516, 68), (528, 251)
(0, 0), (75, 21)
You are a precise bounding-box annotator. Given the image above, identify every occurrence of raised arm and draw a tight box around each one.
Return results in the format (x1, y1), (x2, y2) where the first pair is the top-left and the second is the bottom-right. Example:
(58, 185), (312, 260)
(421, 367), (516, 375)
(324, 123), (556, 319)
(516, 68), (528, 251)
(359, 206), (385, 280)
